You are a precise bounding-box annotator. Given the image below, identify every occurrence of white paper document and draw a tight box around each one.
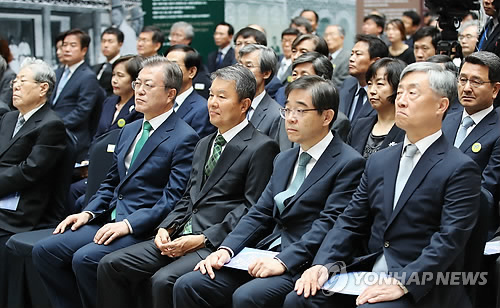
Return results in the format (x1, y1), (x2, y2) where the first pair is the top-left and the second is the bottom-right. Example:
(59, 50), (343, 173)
(224, 247), (279, 271)
(322, 271), (390, 296)
(484, 241), (500, 255)
(0, 193), (20, 211)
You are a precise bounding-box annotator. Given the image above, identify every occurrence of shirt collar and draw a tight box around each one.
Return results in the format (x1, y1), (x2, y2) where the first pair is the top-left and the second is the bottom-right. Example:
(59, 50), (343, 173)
(219, 119), (249, 144)
(66, 60), (84, 74)
(356, 82), (367, 96)
(403, 129), (442, 156)
(299, 131), (334, 162)
(251, 90), (266, 110)
(462, 105), (494, 126)
(175, 86), (194, 110)
(108, 54), (121, 65)
(144, 108), (174, 131)
(20, 103), (45, 122)
(219, 44), (232, 56)
(330, 48), (342, 60)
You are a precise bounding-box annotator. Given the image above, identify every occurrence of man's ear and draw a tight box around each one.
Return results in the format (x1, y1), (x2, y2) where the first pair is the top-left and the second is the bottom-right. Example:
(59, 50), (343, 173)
(188, 66), (198, 80)
(154, 42), (162, 53)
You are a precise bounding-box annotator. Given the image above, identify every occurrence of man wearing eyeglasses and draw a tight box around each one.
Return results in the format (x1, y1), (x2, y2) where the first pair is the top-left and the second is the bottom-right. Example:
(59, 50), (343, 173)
(33, 56), (199, 308)
(458, 21), (479, 58)
(0, 58), (66, 307)
(172, 75), (365, 308)
(443, 51), (500, 228)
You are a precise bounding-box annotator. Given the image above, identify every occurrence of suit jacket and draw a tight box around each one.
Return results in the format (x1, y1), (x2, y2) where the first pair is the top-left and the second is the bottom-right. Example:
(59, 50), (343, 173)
(0, 104), (66, 233)
(221, 135), (365, 275)
(275, 112), (351, 151)
(276, 55), (293, 84)
(339, 76), (375, 121)
(207, 47), (237, 73)
(176, 90), (216, 138)
(265, 76), (284, 100)
(92, 62), (113, 97)
(478, 17), (500, 53)
(159, 123), (280, 248)
(84, 112), (199, 236)
(0, 67), (15, 110)
(313, 135), (481, 306)
(193, 64), (211, 99)
(249, 92), (281, 138)
(443, 108), (500, 204)
(94, 95), (142, 139)
(331, 48), (350, 89)
(50, 63), (105, 159)
(346, 115), (405, 157)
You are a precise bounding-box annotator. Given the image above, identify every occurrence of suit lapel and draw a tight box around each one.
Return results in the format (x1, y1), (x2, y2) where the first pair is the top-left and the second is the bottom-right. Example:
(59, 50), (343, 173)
(383, 143), (403, 221)
(460, 109), (497, 152)
(282, 137), (342, 214)
(387, 137), (445, 227)
(190, 135), (214, 198)
(194, 124), (253, 205)
(486, 23), (500, 51)
(442, 112), (461, 142)
(53, 64), (86, 107)
(50, 68), (64, 103)
(250, 94), (270, 128)
(176, 92), (195, 119)
(380, 124), (404, 149)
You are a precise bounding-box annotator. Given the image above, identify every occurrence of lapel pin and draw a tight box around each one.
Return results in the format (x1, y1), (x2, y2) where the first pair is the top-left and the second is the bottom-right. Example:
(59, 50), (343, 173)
(129, 105), (135, 113)
(117, 118), (126, 128)
(472, 142), (481, 153)
(388, 142), (397, 147)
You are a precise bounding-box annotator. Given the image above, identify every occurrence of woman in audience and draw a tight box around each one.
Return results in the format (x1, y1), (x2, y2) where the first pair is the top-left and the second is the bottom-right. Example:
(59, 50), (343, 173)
(68, 55), (143, 214)
(386, 19), (416, 64)
(347, 58), (406, 158)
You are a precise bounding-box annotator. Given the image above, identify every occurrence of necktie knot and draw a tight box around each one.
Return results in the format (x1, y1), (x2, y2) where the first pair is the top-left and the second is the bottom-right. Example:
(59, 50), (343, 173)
(403, 144), (418, 158)
(18, 116), (25, 126)
(461, 116), (474, 129)
(214, 134), (226, 147)
(298, 152), (312, 167)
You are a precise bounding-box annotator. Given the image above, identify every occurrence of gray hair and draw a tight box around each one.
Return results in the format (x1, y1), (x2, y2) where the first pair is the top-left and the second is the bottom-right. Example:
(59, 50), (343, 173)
(328, 25), (345, 37)
(20, 57), (56, 98)
(459, 20), (480, 35)
(211, 64), (257, 102)
(292, 51), (333, 80)
(171, 21), (194, 41)
(141, 55), (183, 96)
(400, 62), (457, 101)
(238, 44), (278, 84)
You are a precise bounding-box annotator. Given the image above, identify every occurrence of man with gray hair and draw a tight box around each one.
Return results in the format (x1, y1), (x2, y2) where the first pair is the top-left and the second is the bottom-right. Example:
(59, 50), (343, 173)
(33, 56), (199, 308)
(96, 64), (279, 308)
(169, 21), (194, 46)
(285, 62), (481, 308)
(458, 20), (479, 58)
(323, 24), (350, 88)
(239, 44), (281, 138)
(0, 58), (66, 305)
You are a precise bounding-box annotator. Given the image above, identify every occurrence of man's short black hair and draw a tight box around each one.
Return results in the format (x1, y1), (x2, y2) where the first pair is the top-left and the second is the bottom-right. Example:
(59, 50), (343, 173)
(101, 27), (124, 43)
(141, 25), (165, 46)
(403, 10), (421, 26)
(215, 22), (234, 36)
(64, 29), (91, 49)
(282, 27), (301, 39)
(300, 9), (319, 24)
(233, 27), (267, 46)
(165, 44), (201, 73)
(363, 14), (386, 31)
(413, 26), (441, 49)
(292, 34), (329, 57)
(355, 34), (389, 59)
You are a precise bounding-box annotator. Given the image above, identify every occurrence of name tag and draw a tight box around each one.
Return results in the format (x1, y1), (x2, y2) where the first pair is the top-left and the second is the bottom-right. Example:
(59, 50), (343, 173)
(194, 83), (205, 90)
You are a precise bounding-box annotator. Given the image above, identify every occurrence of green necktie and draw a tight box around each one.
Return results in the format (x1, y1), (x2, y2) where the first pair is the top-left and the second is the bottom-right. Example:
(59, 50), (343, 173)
(204, 134), (227, 178)
(181, 134), (226, 234)
(111, 121), (152, 221)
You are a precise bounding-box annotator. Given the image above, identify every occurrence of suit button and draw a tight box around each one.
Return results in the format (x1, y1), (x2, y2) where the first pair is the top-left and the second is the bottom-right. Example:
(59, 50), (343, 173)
(118, 194), (123, 200)
(193, 209), (198, 214)
(384, 241), (390, 248)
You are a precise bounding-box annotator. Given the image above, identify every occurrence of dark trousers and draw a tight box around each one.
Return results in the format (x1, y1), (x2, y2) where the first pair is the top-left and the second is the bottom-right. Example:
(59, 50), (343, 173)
(67, 178), (87, 214)
(0, 231), (13, 308)
(32, 224), (144, 308)
(97, 239), (212, 308)
(173, 266), (295, 308)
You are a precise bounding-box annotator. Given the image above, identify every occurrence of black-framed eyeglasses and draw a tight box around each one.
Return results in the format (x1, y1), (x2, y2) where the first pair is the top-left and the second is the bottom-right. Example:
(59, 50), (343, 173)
(279, 107), (318, 119)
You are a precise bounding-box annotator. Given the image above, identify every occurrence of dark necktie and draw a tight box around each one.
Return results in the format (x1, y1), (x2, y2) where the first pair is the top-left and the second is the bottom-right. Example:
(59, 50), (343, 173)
(351, 88), (366, 121)
(216, 51), (223, 69)
(12, 116), (25, 138)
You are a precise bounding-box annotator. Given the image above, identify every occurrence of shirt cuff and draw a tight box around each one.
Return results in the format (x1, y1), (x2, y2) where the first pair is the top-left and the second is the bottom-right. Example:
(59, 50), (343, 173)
(218, 246), (234, 258)
(274, 256), (288, 271)
(83, 211), (95, 219)
(123, 219), (134, 234)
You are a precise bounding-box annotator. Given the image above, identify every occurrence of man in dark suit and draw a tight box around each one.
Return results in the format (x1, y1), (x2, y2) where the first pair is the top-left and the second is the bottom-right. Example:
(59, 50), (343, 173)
(323, 25), (350, 89)
(443, 51), (500, 221)
(50, 29), (105, 161)
(32, 57), (199, 308)
(339, 35), (388, 123)
(166, 44), (216, 138)
(413, 26), (440, 62)
(173, 75), (365, 308)
(92, 27), (123, 96)
(238, 44), (281, 138)
(207, 22), (236, 73)
(0, 58), (66, 307)
(96, 65), (279, 308)
(276, 28), (300, 84)
(285, 62), (481, 308)
(477, 0), (500, 53)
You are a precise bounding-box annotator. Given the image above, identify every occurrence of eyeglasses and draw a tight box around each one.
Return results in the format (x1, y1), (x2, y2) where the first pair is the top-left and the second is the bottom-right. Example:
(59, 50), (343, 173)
(9, 79), (40, 88)
(458, 34), (477, 41)
(457, 76), (493, 88)
(279, 107), (318, 119)
(131, 80), (164, 91)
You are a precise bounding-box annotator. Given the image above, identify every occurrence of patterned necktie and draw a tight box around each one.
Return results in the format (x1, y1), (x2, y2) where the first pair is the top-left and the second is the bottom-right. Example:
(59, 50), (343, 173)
(372, 144), (418, 273)
(454, 116), (474, 148)
(350, 88), (366, 121)
(53, 67), (70, 104)
(130, 121), (153, 167)
(11, 116), (25, 138)
(274, 152), (312, 214)
(204, 134), (227, 178)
